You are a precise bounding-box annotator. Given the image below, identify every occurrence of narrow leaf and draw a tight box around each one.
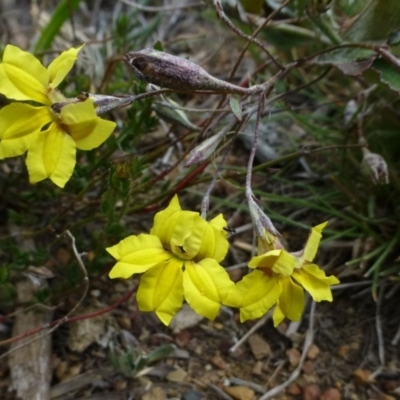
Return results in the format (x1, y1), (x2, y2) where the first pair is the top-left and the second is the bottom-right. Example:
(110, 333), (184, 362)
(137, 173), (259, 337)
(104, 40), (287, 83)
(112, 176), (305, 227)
(34, 0), (82, 52)
(229, 95), (242, 121)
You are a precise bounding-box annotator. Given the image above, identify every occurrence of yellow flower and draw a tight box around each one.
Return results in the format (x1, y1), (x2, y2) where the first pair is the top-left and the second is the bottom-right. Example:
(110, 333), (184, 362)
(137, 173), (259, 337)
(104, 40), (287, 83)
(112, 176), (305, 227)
(225, 222), (339, 326)
(107, 195), (234, 325)
(0, 44), (116, 187)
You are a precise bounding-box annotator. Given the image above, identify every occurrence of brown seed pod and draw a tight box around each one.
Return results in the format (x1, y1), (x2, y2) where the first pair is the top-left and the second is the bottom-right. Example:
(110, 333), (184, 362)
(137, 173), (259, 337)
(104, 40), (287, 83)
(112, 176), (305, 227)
(124, 48), (247, 94)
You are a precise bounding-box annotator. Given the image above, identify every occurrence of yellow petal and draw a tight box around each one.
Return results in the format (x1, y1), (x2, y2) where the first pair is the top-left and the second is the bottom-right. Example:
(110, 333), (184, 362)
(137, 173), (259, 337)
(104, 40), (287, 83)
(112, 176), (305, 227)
(248, 249), (281, 268)
(25, 123), (76, 187)
(1, 45), (49, 104)
(0, 104), (51, 158)
(196, 213), (229, 262)
(61, 99), (116, 150)
(107, 234), (169, 279)
(137, 258), (184, 325)
(0, 65), (36, 102)
(273, 277), (304, 326)
(171, 211), (209, 260)
(272, 305), (285, 327)
(224, 269), (281, 322)
(248, 249), (295, 276)
(271, 250), (297, 276)
(292, 264), (339, 302)
(151, 195), (182, 246)
(183, 259), (234, 321)
(47, 45), (84, 89)
(302, 222), (327, 263)
(164, 210), (229, 262)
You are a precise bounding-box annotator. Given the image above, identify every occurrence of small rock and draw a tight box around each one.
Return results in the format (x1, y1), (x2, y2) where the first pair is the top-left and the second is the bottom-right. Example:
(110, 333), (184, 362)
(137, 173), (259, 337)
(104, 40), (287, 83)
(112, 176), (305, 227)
(302, 360), (315, 375)
(287, 382), (302, 395)
(353, 368), (373, 385)
(55, 361), (68, 381)
(117, 316), (131, 330)
(90, 289), (101, 297)
(141, 386), (167, 400)
(182, 389), (202, 400)
(337, 344), (349, 359)
(303, 383), (321, 400)
(170, 304), (203, 333)
(211, 355), (227, 370)
(175, 329), (191, 347)
(286, 347), (301, 368)
(166, 368), (188, 382)
(320, 388), (342, 400)
(224, 385), (255, 400)
(248, 334), (271, 359)
(252, 361), (263, 376)
(67, 311), (109, 352)
(214, 322), (224, 330)
(306, 344), (320, 360)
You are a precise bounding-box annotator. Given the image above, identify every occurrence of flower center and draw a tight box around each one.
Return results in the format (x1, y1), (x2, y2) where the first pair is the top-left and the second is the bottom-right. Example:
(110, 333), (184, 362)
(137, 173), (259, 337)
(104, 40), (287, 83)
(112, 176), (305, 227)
(171, 245), (192, 261)
(260, 267), (273, 277)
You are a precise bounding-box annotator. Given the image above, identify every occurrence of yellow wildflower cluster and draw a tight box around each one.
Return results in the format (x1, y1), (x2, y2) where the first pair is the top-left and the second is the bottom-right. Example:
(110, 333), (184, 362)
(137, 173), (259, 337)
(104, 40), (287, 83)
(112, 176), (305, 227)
(0, 45), (115, 187)
(107, 196), (339, 326)
(0, 45), (339, 326)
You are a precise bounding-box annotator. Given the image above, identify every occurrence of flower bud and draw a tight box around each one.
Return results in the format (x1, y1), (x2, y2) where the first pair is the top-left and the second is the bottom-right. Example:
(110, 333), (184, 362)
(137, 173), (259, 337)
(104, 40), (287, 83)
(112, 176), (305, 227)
(124, 48), (247, 94)
(86, 93), (136, 115)
(360, 149), (389, 185)
(51, 93), (135, 115)
(248, 197), (282, 253)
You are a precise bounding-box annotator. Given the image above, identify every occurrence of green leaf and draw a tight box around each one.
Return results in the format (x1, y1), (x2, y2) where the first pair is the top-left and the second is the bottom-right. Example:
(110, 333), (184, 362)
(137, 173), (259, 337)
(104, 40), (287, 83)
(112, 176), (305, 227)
(313, 47), (376, 76)
(153, 99), (200, 131)
(372, 58), (400, 92)
(229, 96), (242, 121)
(344, 0), (400, 42)
(34, 0), (82, 52)
(389, 30), (400, 46)
(154, 41), (164, 51)
(146, 344), (175, 363)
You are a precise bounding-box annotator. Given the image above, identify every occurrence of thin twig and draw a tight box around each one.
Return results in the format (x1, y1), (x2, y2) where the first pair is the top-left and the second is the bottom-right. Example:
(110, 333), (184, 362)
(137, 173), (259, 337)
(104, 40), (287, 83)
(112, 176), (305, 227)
(245, 92), (265, 201)
(228, 0), (292, 81)
(331, 281), (372, 290)
(391, 324), (400, 346)
(208, 383), (234, 400)
(0, 302), (57, 324)
(258, 301), (317, 399)
(229, 312), (271, 354)
(0, 287), (136, 349)
(376, 47), (400, 72)
(229, 377), (265, 394)
(375, 281), (385, 366)
(200, 117), (249, 218)
(209, 0), (283, 70)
